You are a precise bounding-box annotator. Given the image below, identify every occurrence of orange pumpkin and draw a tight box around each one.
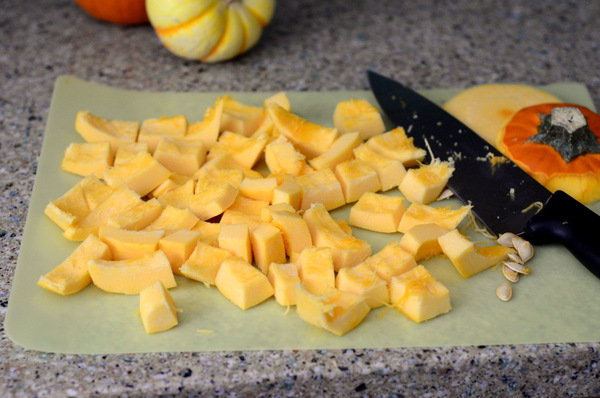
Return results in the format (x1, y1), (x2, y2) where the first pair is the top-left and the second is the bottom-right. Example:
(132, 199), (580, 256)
(498, 103), (600, 204)
(74, 0), (149, 25)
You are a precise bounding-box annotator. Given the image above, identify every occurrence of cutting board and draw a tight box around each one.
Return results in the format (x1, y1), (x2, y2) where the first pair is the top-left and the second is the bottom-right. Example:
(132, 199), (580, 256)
(5, 76), (600, 354)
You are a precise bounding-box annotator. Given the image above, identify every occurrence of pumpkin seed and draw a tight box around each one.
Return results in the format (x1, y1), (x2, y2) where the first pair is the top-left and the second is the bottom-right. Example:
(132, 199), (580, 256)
(496, 282), (513, 301)
(508, 252), (524, 264)
(502, 264), (520, 282)
(513, 238), (534, 262)
(497, 232), (519, 247)
(504, 260), (531, 275)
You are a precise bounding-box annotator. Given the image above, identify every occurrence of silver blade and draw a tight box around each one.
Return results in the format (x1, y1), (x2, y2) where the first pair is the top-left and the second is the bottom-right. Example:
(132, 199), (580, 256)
(368, 70), (552, 235)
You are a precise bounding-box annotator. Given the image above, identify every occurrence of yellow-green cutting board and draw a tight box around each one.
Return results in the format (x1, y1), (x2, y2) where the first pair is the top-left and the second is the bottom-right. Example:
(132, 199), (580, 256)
(5, 76), (600, 354)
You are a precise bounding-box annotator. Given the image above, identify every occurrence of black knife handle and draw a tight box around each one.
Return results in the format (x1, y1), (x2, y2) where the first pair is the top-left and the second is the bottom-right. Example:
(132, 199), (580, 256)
(524, 190), (600, 278)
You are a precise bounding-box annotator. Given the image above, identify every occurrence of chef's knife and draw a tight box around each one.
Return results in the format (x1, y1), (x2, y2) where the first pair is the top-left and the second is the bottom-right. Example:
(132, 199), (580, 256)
(368, 70), (600, 278)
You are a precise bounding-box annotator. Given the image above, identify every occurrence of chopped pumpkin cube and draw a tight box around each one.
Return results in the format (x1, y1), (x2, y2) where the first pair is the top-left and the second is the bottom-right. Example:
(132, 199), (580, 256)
(363, 242), (417, 283)
(221, 96), (266, 137)
(349, 192), (406, 233)
(61, 141), (112, 178)
(308, 131), (363, 171)
(105, 197), (163, 231)
(438, 229), (513, 278)
(365, 127), (426, 167)
(153, 136), (206, 176)
(74, 110), (138, 155)
(98, 225), (165, 261)
(353, 144), (406, 191)
(207, 131), (269, 169)
(218, 223), (252, 263)
(295, 284), (370, 336)
(144, 205), (199, 231)
(179, 241), (232, 286)
(185, 96), (226, 150)
(388, 265), (451, 323)
(333, 98), (386, 140)
(264, 136), (307, 176)
(267, 262), (300, 306)
(399, 223), (448, 262)
(139, 280), (179, 334)
(269, 210), (312, 258)
(239, 176), (278, 202)
(138, 115), (187, 153)
(114, 142), (149, 166)
(215, 257), (274, 310)
(296, 168), (346, 211)
(296, 246), (336, 296)
(158, 230), (202, 274)
(250, 223), (286, 274)
(336, 262), (389, 309)
(398, 159), (455, 204)
(334, 158), (381, 203)
(87, 250), (176, 295)
(37, 235), (111, 295)
(397, 202), (472, 233)
(103, 151), (171, 197)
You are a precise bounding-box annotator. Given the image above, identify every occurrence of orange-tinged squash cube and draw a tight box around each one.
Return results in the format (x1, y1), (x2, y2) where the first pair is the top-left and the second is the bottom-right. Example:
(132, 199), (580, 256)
(334, 159), (381, 203)
(365, 127), (427, 167)
(114, 142), (149, 166)
(103, 151), (171, 197)
(295, 284), (370, 336)
(220, 195), (267, 227)
(239, 176), (278, 202)
(221, 97), (266, 137)
(45, 184), (90, 231)
(363, 242), (417, 283)
(195, 167), (244, 189)
(438, 229), (513, 278)
(144, 205), (199, 231)
(138, 115), (187, 154)
(74, 110), (138, 156)
(272, 176), (302, 210)
(296, 246), (335, 296)
(44, 175), (113, 231)
(308, 131), (363, 171)
(267, 262), (300, 306)
(63, 187), (142, 241)
(139, 280), (179, 334)
(191, 220), (221, 246)
(215, 257), (274, 310)
(218, 223), (252, 263)
(269, 210), (312, 258)
(264, 136), (307, 177)
(98, 225), (165, 261)
(37, 235), (111, 295)
(185, 96), (226, 150)
(296, 168), (346, 211)
(398, 159), (455, 204)
(105, 197), (163, 231)
(397, 202), (472, 233)
(159, 230), (202, 274)
(333, 99), (386, 140)
(388, 265), (451, 323)
(349, 192), (406, 233)
(207, 131), (269, 170)
(267, 103), (339, 159)
(303, 203), (371, 271)
(250, 223), (286, 274)
(153, 136), (206, 176)
(150, 174), (190, 198)
(399, 223), (448, 262)
(260, 202), (296, 223)
(353, 144), (406, 191)
(61, 141), (112, 178)
(87, 250), (176, 295)
(336, 262), (389, 309)
(80, 175), (115, 210)
(220, 210), (262, 232)
(179, 241), (232, 286)
(264, 92), (291, 112)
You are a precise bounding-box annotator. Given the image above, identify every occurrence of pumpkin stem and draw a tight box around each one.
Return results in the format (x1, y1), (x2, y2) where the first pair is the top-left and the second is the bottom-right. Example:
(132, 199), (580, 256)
(526, 106), (600, 163)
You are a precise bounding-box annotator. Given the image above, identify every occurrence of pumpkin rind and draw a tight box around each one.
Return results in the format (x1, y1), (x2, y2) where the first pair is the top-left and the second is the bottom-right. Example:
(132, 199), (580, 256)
(146, 0), (276, 62)
(498, 103), (600, 204)
(75, 0), (149, 25)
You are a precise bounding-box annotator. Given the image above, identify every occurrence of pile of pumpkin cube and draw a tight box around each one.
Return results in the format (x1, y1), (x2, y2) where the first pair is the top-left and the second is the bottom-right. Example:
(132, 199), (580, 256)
(39, 94), (513, 335)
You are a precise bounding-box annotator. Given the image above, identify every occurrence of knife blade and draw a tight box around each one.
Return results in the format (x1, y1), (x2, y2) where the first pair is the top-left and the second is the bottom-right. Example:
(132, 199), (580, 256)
(367, 70), (600, 278)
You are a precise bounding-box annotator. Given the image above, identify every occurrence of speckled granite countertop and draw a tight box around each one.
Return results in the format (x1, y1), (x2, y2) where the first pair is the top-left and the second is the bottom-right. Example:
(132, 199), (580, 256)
(1, 0), (599, 396)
